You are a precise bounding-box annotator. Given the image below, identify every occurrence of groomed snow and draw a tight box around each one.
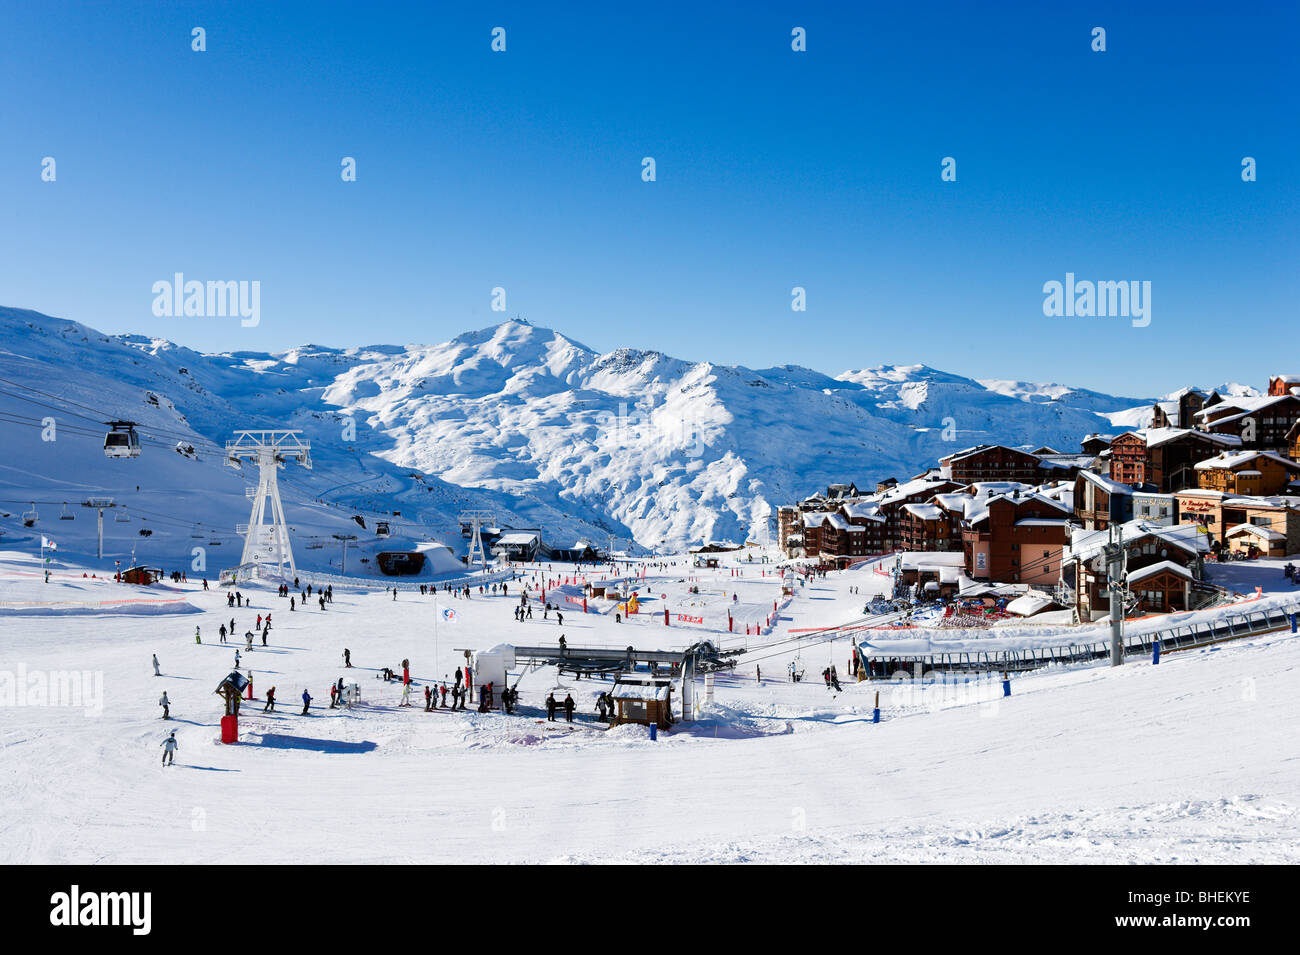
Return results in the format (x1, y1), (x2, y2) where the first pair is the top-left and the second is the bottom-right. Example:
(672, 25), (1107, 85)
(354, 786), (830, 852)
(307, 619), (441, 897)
(2, 547), (1298, 864)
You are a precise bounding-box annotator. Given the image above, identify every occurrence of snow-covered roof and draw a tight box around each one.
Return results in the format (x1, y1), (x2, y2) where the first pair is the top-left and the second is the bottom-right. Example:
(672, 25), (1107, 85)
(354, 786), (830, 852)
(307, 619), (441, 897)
(902, 503), (944, 521)
(1005, 594), (1057, 616)
(1194, 450), (1300, 472)
(1143, 427), (1241, 449)
(1067, 520), (1210, 563)
(1225, 523), (1285, 542)
(1127, 560), (1195, 584)
(842, 502), (885, 522)
(496, 531), (540, 545)
(898, 551), (966, 571)
(1077, 470), (1133, 495)
(611, 679), (672, 701)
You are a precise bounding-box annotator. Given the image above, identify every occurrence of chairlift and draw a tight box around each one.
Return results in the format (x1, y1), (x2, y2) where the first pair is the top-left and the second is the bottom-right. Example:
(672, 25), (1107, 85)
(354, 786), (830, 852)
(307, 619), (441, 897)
(115, 508), (130, 523)
(22, 503), (38, 527)
(376, 521), (391, 539)
(59, 502), (75, 521)
(175, 442), (198, 460)
(104, 421), (141, 459)
(208, 539), (222, 546)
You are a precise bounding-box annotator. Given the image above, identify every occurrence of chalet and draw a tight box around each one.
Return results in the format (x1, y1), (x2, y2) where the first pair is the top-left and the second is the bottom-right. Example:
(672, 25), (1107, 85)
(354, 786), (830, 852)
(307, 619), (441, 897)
(1193, 394), (1300, 454)
(1173, 490), (1300, 554)
(897, 551), (965, 595)
(961, 491), (1073, 585)
(825, 482), (861, 500)
(841, 502), (888, 554)
(1107, 428), (1240, 491)
(1107, 432), (1149, 486)
(899, 501), (955, 552)
(1080, 434), (1114, 456)
(1267, 374), (1300, 397)
(1224, 523), (1287, 558)
(1150, 390), (1205, 429)
(1194, 450), (1300, 496)
(939, 444), (1045, 485)
(818, 511), (870, 563)
(1035, 453), (1094, 482)
(1073, 470), (1133, 530)
(1288, 419), (1300, 460)
(1063, 521), (1209, 620)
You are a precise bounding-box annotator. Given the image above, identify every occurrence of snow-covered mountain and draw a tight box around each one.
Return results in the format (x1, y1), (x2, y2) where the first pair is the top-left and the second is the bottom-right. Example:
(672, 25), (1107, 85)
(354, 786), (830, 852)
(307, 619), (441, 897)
(0, 306), (1156, 563)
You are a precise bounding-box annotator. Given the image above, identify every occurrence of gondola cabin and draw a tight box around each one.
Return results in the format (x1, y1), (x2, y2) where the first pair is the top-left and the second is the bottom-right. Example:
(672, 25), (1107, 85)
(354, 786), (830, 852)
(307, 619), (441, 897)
(104, 421), (141, 459)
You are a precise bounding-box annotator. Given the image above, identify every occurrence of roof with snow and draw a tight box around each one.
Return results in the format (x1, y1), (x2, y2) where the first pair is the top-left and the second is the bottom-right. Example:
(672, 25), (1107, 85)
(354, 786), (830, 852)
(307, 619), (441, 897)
(1194, 450), (1300, 471)
(1067, 520), (1210, 563)
(1127, 560), (1195, 584)
(1225, 523), (1285, 542)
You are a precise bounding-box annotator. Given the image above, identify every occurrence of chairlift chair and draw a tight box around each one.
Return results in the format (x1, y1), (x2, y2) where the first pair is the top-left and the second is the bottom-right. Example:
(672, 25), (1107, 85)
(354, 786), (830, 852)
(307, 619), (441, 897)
(115, 508), (130, 523)
(104, 421), (141, 459)
(375, 521), (391, 539)
(59, 502), (74, 521)
(22, 503), (38, 527)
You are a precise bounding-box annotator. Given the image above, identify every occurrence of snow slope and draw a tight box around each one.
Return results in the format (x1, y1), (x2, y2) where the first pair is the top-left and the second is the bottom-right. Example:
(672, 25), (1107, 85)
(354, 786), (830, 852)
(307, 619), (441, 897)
(2, 549), (1295, 864)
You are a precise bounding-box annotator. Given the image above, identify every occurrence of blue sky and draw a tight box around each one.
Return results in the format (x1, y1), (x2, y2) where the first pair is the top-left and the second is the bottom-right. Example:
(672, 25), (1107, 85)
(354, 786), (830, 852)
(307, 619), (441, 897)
(1, 0), (1295, 396)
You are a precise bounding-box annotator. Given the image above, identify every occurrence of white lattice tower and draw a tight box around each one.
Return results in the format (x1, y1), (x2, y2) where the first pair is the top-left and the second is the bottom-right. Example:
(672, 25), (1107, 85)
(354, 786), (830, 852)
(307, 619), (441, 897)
(227, 430), (312, 579)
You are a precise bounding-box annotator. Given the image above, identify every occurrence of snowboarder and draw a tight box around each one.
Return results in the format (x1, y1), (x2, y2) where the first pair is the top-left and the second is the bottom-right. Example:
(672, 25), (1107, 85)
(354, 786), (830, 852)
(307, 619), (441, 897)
(264, 687), (276, 712)
(152, 654), (161, 677)
(559, 634), (567, 655)
(301, 689), (312, 715)
(161, 731), (178, 766)
(159, 691), (170, 720)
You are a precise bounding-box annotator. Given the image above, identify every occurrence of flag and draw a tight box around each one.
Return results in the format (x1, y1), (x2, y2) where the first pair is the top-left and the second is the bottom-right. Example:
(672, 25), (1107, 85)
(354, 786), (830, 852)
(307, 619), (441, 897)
(440, 607), (458, 623)
(41, 537), (56, 551)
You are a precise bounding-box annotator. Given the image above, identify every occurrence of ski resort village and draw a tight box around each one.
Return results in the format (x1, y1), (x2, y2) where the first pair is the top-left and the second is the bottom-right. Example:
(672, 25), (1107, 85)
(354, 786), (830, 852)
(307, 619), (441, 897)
(1, 307), (1298, 866)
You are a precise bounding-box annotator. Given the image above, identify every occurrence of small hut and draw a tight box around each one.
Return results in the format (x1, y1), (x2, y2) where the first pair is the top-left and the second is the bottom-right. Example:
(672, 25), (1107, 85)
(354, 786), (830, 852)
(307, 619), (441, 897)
(610, 676), (674, 729)
(121, 565), (158, 585)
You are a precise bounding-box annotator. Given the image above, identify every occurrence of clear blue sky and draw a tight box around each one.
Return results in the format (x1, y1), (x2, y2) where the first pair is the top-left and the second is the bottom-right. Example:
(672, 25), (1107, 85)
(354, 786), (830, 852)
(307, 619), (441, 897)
(1, 1), (1295, 396)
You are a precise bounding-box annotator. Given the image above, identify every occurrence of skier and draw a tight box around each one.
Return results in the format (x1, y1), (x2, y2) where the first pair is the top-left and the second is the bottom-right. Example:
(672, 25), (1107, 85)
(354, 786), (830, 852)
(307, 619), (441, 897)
(329, 684), (338, 709)
(234, 650), (241, 670)
(440, 683), (448, 708)
(424, 686), (433, 711)
(245, 631), (254, 652)
(557, 611), (564, 627)
(160, 731), (178, 766)
(563, 693), (575, 722)
(264, 687), (276, 712)
(343, 648), (351, 668)
(159, 691), (171, 720)
(545, 693), (557, 722)
(219, 624), (227, 642)
(301, 689), (312, 715)
(152, 654), (161, 677)
(559, 634), (567, 655)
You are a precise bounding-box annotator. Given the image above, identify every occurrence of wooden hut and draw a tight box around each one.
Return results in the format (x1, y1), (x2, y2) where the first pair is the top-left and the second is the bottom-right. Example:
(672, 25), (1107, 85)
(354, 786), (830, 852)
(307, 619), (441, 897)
(610, 677), (674, 729)
(121, 565), (158, 585)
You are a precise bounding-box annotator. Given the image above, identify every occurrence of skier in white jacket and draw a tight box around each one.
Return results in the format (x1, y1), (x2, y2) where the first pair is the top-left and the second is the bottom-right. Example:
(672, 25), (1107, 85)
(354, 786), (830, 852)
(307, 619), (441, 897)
(152, 654), (161, 677)
(159, 691), (171, 719)
(161, 731), (178, 766)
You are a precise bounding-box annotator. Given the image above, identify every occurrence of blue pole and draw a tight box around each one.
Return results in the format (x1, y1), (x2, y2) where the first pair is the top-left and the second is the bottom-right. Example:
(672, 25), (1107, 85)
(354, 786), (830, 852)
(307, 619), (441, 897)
(649, 722), (657, 741)
(1002, 675), (1011, 697)
(1291, 613), (1297, 634)
(872, 707), (880, 724)
(1152, 638), (1160, 665)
